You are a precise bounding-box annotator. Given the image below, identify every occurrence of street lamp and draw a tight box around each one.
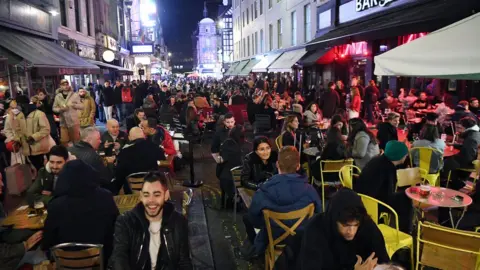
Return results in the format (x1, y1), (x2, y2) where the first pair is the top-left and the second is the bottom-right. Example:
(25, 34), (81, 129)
(168, 52), (172, 57)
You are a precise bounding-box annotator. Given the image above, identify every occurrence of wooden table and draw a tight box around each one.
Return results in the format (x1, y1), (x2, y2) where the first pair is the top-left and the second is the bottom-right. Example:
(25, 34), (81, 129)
(1, 206), (45, 229)
(237, 188), (255, 209)
(444, 146), (460, 157)
(159, 155), (175, 168)
(114, 194), (139, 214)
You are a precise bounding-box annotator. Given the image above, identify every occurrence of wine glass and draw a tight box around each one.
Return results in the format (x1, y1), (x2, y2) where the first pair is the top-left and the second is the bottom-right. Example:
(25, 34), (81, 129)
(305, 135), (312, 144)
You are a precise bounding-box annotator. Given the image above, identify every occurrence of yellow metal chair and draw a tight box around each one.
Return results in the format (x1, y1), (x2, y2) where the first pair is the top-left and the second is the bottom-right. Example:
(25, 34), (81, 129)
(230, 166), (243, 222)
(456, 159), (480, 183)
(338, 165), (361, 189)
(396, 167), (428, 191)
(275, 135), (283, 150)
(409, 147), (443, 186)
(416, 221), (480, 270)
(317, 159), (354, 212)
(263, 203), (315, 270)
(51, 243), (103, 269)
(359, 194), (414, 270)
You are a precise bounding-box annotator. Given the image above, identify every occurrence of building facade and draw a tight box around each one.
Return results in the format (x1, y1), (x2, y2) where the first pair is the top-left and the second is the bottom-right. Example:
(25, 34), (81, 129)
(217, 0), (234, 73)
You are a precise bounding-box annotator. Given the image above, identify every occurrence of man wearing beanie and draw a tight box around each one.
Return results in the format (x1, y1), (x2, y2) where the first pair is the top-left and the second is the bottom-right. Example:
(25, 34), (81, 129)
(354, 140), (412, 232)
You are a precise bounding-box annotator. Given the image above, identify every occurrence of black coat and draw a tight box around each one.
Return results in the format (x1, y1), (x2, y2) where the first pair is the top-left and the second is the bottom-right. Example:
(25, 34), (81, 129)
(297, 189), (389, 270)
(211, 127), (230, 153)
(126, 115), (141, 133)
(319, 90), (340, 119)
(354, 155), (397, 204)
(376, 122), (398, 150)
(219, 139), (245, 189)
(213, 103), (229, 116)
(113, 85), (123, 105)
(241, 151), (278, 190)
(134, 83), (149, 109)
(453, 129), (480, 167)
(42, 160), (119, 261)
(101, 86), (115, 107)
(109, 202), (192, 270)
(68, 141), (113, 187)
(99, 131), (129, 157)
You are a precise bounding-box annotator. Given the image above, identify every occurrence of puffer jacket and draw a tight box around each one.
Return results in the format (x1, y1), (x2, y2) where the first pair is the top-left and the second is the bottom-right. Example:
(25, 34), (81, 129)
(79, 93), (96, 128)
(3, 109), (53, 156)
(351, 131), (380, 169)
(109, 202), (192, 270)
(53, 88), (84, 127)
(241, 151), (278, 190)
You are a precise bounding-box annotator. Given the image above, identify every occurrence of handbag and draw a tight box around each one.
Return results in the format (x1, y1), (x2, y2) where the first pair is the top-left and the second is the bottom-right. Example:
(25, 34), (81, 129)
(6, 153), (33, 195)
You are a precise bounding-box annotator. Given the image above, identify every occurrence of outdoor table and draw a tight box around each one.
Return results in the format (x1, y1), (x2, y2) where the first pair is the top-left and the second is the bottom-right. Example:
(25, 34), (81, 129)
(405, 186), (472, 229)
(159, 155), (175, 168)
(443, 146), (460, 157)
(303, 147), (320, 157)
(237, 188), (255, 209)
(114, 194), (139, 214)
(1, 206), (45, 230)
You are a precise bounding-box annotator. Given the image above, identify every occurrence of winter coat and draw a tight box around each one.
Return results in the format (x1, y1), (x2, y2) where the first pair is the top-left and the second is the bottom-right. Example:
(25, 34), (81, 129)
(68, 141), (113, 187)
(319, 90), (340, 119)
(248, 173), (322, 252)
(79, 93), (96, 128)
(354, 155), (397, 204)
(303, 110), (321, 125)
(3, 109), (53, 156)
(42, 160), (119, 262)
(100, 86), (115, 107)
(109, 202), (193, 270)
(113, 85), (123, 105)
(297, 189), (389, 270)
(121, 87), (133, 103)
(52, 89), (84, 127)
(376, 122), (398, 150)
(453, 128), (480, 168)
(0, 202), (26, 270)
(26, 163), (56, 207)
(98, 131), (129, 157)
(241, 151), (278, 190)
(412, 139), (445, 173)
(351, 131), (380, 169)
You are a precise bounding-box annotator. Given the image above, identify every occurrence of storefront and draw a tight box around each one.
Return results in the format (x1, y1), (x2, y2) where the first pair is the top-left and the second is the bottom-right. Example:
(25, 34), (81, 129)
(304, 0), (480, 92)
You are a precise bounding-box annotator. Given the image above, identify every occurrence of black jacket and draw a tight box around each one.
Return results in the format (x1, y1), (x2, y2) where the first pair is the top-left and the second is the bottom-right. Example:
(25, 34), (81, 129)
(354, 155), (397, 204)
(99, 131), (129, 157)
(113, 85), (123, 105)
(135, 83), (149, 109)
(453, 129), (480, 167)
(42, 160), (119, 261)
(211, 127), (230, 153)
(68, 141), (113, 187)
(376, 122), (398, 150)
(126, 115), (141, 133)
(297, 189), (389, 269)
(26, 165), (56, 207)
(213, 103), (229, 116)
(319, 90), (340, 119)
(241, 151), (278, 190)
(101, 86), (115, 107)
(109, 202), (192, 270)
(115, 139), (165, 193)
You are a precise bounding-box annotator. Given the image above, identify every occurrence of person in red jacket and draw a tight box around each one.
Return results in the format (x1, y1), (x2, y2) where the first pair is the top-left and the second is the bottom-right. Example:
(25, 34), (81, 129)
(121, 81), (133, 121)
(349, 87), (362, 120)
(141, 118), (176, 156)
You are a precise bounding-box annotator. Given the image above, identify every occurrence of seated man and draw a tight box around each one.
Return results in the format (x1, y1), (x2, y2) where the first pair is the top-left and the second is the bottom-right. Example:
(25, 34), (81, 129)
(376, 112), (400, 150)
(142, 118), (176, 156)
(99, 119), (128, 156)
(109, 172), (192, 269)
(244, 146), (322, 258)
(26, 145), (69, 207)
(114, 127), (166, 194)
(355, 141), (413, 233)
(42, 160), (119, 262)
(297, 189), (389, 269)
(126, 108), (145, 133)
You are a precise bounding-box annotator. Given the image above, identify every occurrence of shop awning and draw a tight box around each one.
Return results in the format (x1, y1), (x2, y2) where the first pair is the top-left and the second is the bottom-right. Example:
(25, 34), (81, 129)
(268, 48), (307, 72)
(224, 62), (239, 76)
(238, 58), (261, 76)
(0, 29), (100, 76)
(298, 48), (336, 66)
(374, 13), (480, 80)
(87, 60), (134, 75)
(230, 60), (249, 76)
(251, 53), (282, 73)
(306, 0), (480, 51)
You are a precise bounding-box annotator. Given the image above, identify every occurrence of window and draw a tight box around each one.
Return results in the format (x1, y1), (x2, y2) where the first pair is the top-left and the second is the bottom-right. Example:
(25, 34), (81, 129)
(59, 0), (67, 27)
(254, 31), (258, 55)
(277, 19), (282, 49)
(260, 29), (264, 53)
(291, 11), (297, 46)
(247, 36), (250, 56)
(254, 1), (258, 18)
(246, 8), (249, 24)
(243, 38), (246, 57)
(260, 0), (263, 15)
(304, 4), (311, 42)
(268, 24), (273, 51)
(251, 4), (254, 20)
(318, 10), (332, 30)
(243, 12), (245, 27)
(268, 0), (272, 9)
(86, 0), (92, 35)
(74, 0), (81, 31)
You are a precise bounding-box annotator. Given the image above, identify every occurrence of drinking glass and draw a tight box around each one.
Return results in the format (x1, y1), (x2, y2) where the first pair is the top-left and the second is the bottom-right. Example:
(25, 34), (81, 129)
(305, 135), (312, 144)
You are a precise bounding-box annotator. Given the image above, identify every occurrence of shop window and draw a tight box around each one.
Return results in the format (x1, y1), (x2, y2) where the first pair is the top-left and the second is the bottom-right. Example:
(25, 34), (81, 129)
(59, 0), (67, 27)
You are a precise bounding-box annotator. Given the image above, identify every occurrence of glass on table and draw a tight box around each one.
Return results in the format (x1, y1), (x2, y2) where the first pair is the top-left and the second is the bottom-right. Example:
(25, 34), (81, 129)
(305, 135), (312, 144)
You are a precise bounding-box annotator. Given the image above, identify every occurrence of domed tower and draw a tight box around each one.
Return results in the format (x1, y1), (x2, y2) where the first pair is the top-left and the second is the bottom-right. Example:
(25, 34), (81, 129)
(196, 2), (220, 77)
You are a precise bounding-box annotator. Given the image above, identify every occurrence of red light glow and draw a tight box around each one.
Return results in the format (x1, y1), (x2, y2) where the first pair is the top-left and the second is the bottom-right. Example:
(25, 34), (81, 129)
(336, 41), (368, 57)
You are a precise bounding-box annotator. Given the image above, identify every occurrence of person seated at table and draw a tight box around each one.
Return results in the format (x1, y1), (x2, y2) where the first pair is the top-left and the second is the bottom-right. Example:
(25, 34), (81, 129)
(443, 117), (480, 190)
(142, 118), (176, 156)
(282, 91), (292, 108)
(114, 127), (165, 194)
(331, 114), (348, 140)
(292, 91), (305, 109)
(242, 146), (322, 259)
(68, 127), (114, 188)
(412, 124), (445, 174)
(304, 102), (322, 126)
(354, 141), (413, 232)
(142, 93), (158, 118)
(260, 96), (277, 128)
(411, 92), (429, 110)
(109, 172), (192, 269)
(26, 145), (69, 208)
(348, 118), (380, 169)
(451, 100), (478, 123)
(126, 108), (146, 133)
(99, 119), (128, 157)
(469, 97), (480, 116)
(211, 113), (235, 162)
(241, 136), (278, 190)
(297, 189), (389, 270)
(379, 90), (398, 112)
(159, 96), (178, 115)
(280, 115), (300, 150)
(212, 97), (229, 118)
(398, 88), (417, 107)
(272, 94), (286, 111)
(42, 159), (119, 262)
(377, 112), (400, 150)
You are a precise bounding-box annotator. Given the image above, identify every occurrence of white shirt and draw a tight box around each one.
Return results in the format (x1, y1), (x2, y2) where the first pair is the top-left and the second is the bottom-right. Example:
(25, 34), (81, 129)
(149, 220), (162, 269)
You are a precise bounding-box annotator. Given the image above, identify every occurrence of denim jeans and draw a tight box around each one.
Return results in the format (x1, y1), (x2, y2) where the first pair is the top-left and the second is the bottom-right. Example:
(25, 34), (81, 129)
(122, 103), (133, 120)
(115, 105), (123, 122)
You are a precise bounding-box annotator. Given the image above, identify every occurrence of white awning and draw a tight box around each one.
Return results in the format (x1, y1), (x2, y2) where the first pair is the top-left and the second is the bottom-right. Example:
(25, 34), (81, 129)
(374, 13), (480, 80)
(268, 48), (307, 73)
(251, 53), (282, 73)
(87, 60), (133, 72)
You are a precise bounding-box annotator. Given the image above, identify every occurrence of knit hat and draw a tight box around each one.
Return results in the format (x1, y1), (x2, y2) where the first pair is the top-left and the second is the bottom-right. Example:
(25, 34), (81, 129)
(384, 141), (408, 161)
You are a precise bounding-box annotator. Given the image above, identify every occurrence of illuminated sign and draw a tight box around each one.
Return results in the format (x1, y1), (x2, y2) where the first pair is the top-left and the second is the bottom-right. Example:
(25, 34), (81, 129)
(132, 44), (154, 54)
(103, 36), (117, 51)
(398, 32), (427, 45)
(356, 0), (398, 12)
(336, 41), (368, 57)
(140, 0), (157, 27)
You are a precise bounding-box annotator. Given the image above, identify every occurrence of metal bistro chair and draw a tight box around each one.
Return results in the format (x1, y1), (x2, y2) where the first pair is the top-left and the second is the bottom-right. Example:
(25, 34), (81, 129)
(317, 159), (354, 212)
(126, 172), (149, 194)
(263, 203), (315, 270)
(409, 147), (443, 186)
(230, 166), (243, 222)
(51, 243), (104, 270)
(275, 135), (283, 150)
(338, 165), (361, 190)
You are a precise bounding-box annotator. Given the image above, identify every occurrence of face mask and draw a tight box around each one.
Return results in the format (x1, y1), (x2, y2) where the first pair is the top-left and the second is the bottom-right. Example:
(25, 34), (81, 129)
(12, 108), (20, 115)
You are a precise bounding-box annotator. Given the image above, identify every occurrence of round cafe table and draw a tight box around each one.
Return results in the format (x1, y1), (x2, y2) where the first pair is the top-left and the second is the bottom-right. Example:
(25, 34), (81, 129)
(443, 146), (460, 157)
(303, 147), (320, 157)
(405, 186), (472, 228)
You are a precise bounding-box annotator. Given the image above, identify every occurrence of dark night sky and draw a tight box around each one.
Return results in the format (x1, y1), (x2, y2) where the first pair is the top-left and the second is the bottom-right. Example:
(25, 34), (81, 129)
(159, 0), (221, 59)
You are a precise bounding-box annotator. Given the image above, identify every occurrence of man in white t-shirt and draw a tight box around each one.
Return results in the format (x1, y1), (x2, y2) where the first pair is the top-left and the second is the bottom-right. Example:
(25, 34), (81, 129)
(109, 172), (192, 269)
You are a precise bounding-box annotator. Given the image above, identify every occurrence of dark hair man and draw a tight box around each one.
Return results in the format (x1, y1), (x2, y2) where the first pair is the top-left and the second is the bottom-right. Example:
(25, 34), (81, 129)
(26, 145), (69, 207)
(126, 108), (146, 133)
(319, 82), (340, 119)
(211, 112), (235, 161)
(376, 112), (400, 150)
(109, 172), (192, 269)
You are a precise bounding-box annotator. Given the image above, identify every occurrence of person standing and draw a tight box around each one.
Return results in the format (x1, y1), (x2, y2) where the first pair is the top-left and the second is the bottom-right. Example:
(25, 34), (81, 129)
(113, 80), (124, 123)
(121, 81), (134, 120)
(53, 79), (84, 146)
(36, 88), (58, 143)
(364, 80), (379, 124)
(100, 81), (115, 121)
(319, 82), (340, 119)
(78, 87), (96, 129)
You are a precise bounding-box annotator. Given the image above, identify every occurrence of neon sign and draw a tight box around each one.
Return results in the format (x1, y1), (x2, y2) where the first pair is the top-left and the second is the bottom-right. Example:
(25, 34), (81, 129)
(398, 32), (427, 45)
(356, 0), (398, 12)
(336, 41), (368, 58)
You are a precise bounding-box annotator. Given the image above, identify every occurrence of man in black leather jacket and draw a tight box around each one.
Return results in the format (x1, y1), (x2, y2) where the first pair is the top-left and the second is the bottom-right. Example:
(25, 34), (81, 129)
(109, 172), (192, 270)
